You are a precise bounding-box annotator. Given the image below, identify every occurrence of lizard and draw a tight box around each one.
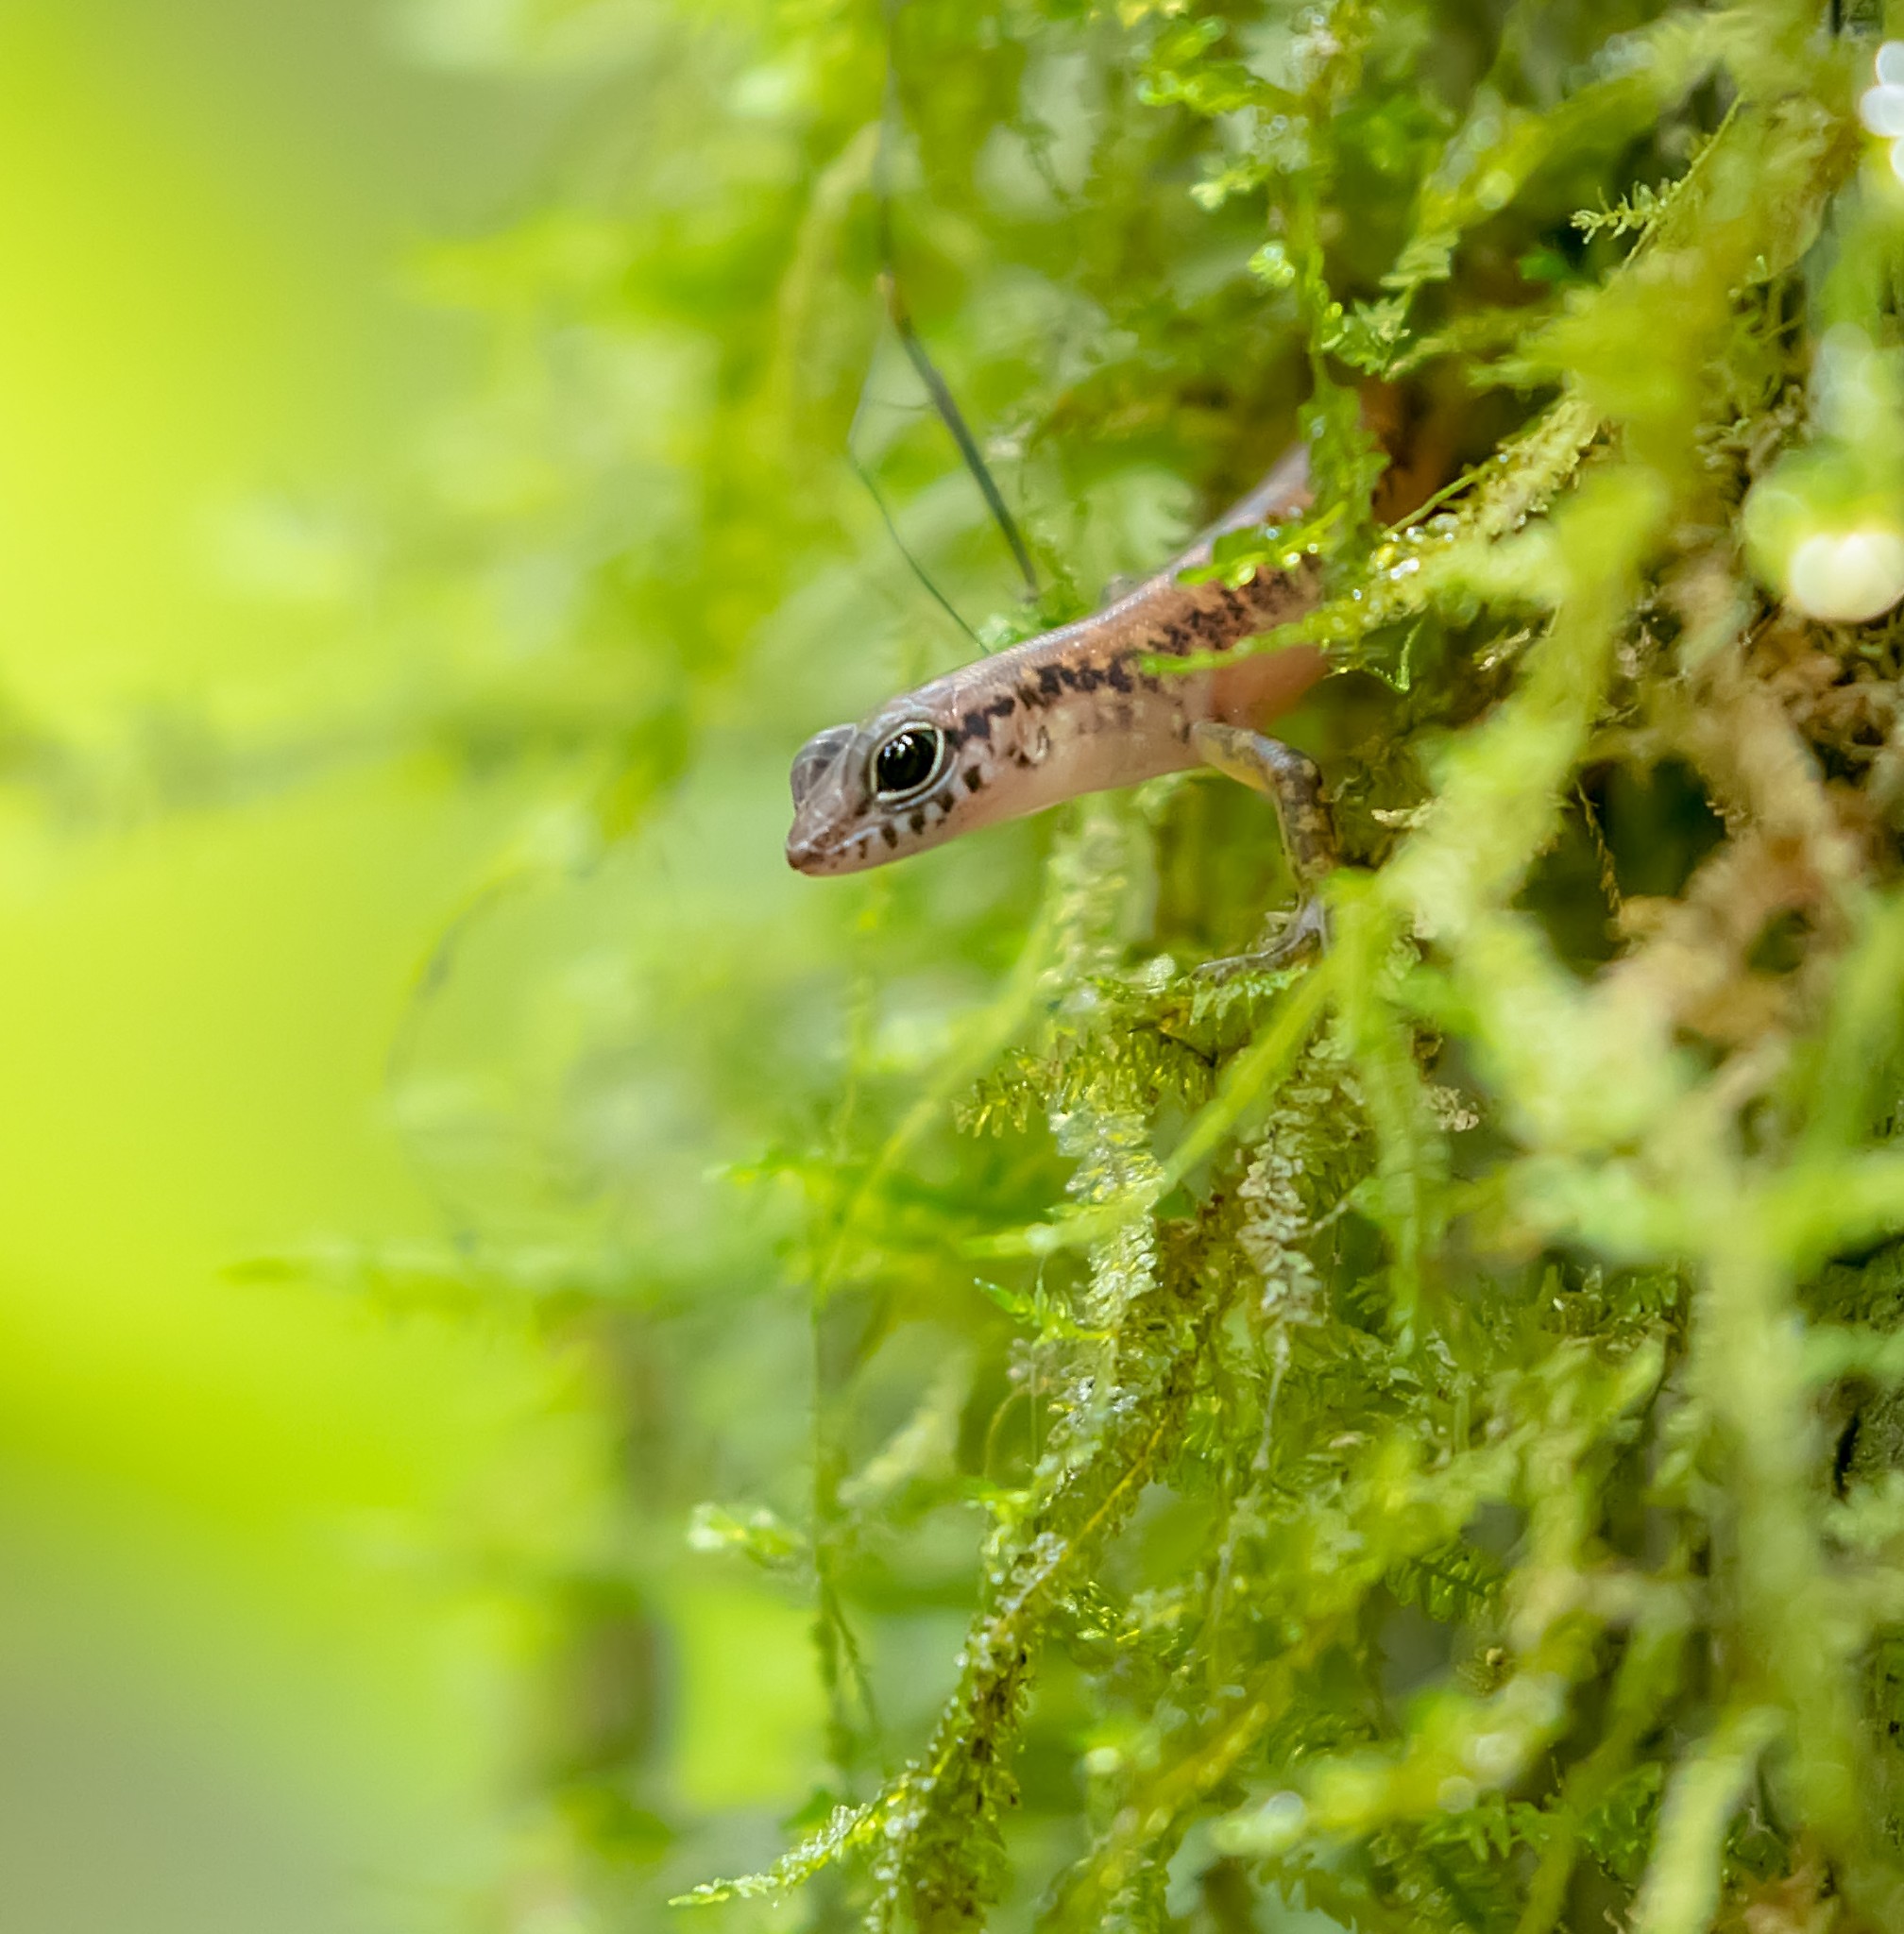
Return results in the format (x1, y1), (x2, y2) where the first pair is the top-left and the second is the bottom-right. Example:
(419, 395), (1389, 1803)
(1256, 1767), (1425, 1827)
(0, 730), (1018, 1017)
(784, 445), (1338, 971)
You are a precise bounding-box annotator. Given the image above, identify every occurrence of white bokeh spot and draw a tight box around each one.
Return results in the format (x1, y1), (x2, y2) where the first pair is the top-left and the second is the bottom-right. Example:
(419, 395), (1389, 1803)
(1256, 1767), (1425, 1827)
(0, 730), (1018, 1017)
(1787, 528), (1904, 624)
(1861, 43), (1904, 176)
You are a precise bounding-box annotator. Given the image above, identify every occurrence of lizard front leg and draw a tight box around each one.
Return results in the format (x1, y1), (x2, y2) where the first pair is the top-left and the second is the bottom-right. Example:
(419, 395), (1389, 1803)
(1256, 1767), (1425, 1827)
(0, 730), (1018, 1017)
(1189, 721), (1336, 977)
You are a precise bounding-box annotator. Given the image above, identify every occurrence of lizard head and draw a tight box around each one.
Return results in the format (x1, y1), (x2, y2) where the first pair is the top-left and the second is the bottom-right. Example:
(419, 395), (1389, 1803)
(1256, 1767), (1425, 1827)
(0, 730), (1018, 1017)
(786, 688), (1001, 875)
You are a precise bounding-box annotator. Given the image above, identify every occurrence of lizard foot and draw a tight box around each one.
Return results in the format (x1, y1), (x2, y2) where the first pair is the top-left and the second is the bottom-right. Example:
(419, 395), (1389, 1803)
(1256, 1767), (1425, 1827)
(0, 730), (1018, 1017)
(1192, 895), (1329, 982)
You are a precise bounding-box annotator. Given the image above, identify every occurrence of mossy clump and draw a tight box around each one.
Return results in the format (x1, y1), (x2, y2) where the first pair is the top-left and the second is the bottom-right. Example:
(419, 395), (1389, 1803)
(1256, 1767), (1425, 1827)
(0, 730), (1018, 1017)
(382, 1), (1904, 1927)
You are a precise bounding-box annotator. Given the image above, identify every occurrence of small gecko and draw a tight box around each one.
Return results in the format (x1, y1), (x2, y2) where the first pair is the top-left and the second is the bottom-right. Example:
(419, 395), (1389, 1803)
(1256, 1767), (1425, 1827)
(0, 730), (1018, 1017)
(786, 447), (1336, 967)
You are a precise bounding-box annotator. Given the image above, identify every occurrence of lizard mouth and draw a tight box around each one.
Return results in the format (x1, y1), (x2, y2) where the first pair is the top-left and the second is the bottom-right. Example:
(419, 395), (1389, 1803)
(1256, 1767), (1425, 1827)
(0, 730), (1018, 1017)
(785, 827), (855, 874)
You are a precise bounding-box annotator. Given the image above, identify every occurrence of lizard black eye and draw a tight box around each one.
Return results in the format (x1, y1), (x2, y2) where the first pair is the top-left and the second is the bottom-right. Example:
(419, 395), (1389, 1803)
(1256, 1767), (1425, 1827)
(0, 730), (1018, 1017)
(871, 725), (946, 800)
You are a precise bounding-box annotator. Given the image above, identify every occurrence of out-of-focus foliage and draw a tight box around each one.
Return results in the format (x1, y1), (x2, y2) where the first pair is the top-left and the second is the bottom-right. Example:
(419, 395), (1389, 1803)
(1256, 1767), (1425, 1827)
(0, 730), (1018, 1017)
(27, 0), (1904, 1929)
(0, 8), (609, 1931)
(328, 0), (1904, 1927)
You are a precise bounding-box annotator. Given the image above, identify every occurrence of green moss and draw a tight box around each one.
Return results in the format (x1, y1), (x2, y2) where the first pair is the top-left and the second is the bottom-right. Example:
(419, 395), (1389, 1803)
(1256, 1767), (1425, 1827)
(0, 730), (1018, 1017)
(371, 0), (1904, 1926)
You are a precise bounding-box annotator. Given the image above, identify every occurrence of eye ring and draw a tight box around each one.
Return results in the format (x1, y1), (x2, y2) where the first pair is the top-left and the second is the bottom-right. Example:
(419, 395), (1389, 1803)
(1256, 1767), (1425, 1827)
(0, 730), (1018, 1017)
(870, 724), (949, 802)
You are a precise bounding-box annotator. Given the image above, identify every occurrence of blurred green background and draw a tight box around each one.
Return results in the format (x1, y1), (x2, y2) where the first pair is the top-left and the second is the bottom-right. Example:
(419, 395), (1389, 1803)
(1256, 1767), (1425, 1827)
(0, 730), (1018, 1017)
(0, 5), (607, 1928)
(0, 1), (1055, 1925)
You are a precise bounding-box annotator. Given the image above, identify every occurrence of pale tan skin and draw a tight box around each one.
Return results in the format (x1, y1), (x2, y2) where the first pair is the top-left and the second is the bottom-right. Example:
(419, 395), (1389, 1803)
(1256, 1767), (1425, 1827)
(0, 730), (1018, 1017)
(787, 449), (1337, 963)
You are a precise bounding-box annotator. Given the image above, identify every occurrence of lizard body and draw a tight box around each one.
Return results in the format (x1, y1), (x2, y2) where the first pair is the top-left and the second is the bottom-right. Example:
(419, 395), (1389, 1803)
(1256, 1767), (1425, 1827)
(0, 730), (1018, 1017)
(786, 447), (1333, 913)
